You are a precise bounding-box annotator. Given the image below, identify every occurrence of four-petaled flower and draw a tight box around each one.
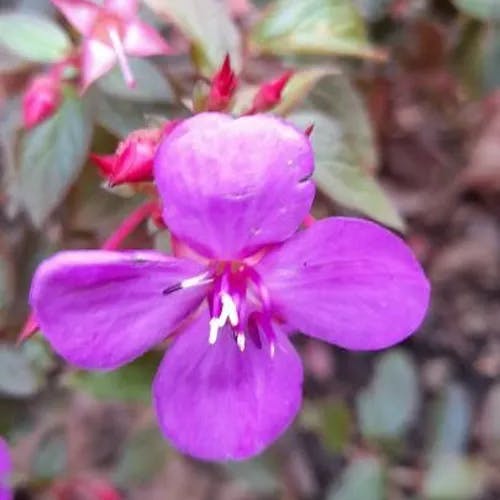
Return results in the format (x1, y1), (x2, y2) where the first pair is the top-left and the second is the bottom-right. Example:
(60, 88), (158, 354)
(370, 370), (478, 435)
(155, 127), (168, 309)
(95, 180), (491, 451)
(52, 0), (170, 91)
(30, 113), (430, 461)
(0, 438), (11, 500)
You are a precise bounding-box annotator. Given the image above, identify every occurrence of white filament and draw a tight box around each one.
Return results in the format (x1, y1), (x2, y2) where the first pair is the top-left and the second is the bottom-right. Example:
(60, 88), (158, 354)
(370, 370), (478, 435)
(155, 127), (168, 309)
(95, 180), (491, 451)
(236, 332), (246, 352)
(208, 293), (241, 347)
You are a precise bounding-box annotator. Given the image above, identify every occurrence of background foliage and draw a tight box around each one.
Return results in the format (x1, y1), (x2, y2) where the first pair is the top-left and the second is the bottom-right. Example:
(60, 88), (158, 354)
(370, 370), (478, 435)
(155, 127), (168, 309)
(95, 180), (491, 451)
(1, 0), (500, 498)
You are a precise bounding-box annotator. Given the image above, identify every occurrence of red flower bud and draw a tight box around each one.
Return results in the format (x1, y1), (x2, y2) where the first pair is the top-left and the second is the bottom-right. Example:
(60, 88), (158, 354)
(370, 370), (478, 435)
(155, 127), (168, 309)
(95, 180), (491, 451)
(246, 70), (293, 114)
(91, 127), (164, 186)
(22, 75), (62, 129)
(207, 55), (238, 111)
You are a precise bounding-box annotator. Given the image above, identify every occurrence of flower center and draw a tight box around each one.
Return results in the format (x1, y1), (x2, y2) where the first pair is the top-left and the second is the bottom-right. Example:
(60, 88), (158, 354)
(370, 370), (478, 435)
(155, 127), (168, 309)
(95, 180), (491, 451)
(206, 262), (276, 355)
(171, 261), (276, 355)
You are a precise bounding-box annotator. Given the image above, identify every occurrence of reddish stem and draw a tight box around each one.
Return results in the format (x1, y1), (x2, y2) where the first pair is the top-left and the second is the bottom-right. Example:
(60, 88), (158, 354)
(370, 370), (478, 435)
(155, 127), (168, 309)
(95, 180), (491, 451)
(102, 201), (157, 250)
(18, 201), (158, 344)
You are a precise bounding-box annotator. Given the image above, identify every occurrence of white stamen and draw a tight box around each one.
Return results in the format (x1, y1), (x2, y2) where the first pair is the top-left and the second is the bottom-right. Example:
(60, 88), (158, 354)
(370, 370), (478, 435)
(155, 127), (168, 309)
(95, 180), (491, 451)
(269, 341), (276, 358)
(108, 27), (136, 88)
(208, 293), (240, 346)
(236, 332), (246, 352)
(208, 318), (219, 345)
(181, 273), (213, 289)
(221, 293), (239, 327)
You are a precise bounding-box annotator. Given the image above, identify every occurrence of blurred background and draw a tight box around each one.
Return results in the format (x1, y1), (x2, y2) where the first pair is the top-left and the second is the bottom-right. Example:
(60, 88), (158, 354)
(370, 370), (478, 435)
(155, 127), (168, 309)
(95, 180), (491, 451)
(1, 0), (500, 498)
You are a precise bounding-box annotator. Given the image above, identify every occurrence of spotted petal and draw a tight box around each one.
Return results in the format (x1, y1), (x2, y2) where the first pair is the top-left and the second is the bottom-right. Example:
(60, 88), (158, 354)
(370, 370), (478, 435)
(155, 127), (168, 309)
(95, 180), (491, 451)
(154, 310), (303, 460)
(155, 113), (315, 260)
(257, 217), (430, 350)
(30, 251), (208, 370)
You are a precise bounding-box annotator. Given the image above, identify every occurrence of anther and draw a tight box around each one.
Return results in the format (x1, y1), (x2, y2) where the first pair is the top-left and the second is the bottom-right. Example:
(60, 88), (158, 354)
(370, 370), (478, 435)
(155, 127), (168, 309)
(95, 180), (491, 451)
(162, 272), (213, 295)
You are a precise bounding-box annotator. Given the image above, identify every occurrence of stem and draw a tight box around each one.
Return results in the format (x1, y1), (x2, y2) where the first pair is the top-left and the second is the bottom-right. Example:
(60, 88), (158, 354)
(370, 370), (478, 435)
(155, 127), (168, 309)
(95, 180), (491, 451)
(102, 201), (157, 250)
(108, 27), (136, 88)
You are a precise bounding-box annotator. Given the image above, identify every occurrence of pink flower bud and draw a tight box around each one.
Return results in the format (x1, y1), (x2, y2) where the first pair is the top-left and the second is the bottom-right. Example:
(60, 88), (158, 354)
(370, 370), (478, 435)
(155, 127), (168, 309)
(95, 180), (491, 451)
(246, 70), (293, 114)
(22, 75), (61, 129)
(207, 55), (238, 111)
(91, 127), (164, 186)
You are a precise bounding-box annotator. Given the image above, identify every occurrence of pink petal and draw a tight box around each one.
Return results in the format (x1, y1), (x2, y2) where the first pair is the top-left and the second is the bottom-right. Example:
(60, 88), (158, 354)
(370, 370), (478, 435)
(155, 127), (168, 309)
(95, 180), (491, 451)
(51, 0), (99, 36)
(123, 21), (171, 56)
(104, 0), (138, 18)
(81, 38), (117, 91)
(257, 217), (430, 350)
(155, 113), (315, 260)
(0, 438), (11, 500)
(154, 309), (303, 460)
(30, 251), (209, 370)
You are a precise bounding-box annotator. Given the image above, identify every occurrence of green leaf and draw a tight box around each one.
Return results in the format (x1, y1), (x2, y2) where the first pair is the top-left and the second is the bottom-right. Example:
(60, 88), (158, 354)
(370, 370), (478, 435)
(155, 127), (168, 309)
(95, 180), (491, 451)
(353, 0), (393, 21)
(288, 74), (404, 230)
(453, 0), (500, 21)
(143, 0), (242, 75)
(320, 400), (353, 453)
(114, 427), (169, 487)
(430, 383), (471, 457)
(453, 20), (486, 98)
(357, 350), (419, 441)
(423, 456), (486, 500)
(483, 25), (500, 92)
(98, 58), (174, 102)
(0, 13), (71, 62)
(31, 427), (67, 480)
(251, 0), (383, 60)
(0, 344), (41, 398)
(94, 92), (181, 138)
(273, 67), (339, 115)
(19, 89), (93, 227)
(327, 456), (384, 500)
(226, 456), (280, 495)
(67, 352), (162, 403)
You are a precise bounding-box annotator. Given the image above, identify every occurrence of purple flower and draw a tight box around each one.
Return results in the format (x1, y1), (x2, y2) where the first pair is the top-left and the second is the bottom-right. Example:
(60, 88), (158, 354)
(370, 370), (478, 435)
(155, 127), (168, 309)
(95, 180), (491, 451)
(30, 113), (430, 461)
(0, 438), (12, 500)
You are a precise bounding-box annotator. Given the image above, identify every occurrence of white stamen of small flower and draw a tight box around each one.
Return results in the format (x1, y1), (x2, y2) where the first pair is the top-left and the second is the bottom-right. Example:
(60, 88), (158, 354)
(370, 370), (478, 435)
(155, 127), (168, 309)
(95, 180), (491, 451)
(108, 27), (136, 88)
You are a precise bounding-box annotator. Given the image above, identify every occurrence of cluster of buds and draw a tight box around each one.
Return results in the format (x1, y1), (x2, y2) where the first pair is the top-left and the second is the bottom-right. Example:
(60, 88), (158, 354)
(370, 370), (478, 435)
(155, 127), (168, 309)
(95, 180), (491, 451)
(203, 55), (293, 115)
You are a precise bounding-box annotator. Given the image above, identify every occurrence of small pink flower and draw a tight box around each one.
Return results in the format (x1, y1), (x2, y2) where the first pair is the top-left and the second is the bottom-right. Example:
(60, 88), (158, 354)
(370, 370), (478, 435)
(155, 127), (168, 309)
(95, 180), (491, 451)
(246, 71), (293, 114)
(52, 0), (171, 91)
(22, 74), (62, 129)
(207, 55), (238, 111)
